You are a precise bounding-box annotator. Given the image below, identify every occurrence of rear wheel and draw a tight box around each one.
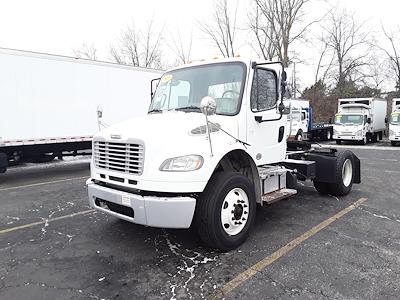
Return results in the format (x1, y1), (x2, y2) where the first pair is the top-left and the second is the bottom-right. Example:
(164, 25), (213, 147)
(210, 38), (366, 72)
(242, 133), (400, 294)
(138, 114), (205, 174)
(313, 150), (355, 196)
(336, 140), (342, 145)
(326, 130), (332, 141)
(328, 150), (355, 196)
(391, 141), (397, 146)
(195, 172), (256, 251)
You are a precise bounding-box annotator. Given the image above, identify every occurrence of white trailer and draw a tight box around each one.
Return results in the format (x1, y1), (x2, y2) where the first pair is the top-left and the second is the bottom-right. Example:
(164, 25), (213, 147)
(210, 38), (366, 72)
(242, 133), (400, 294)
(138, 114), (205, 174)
(86, 58), (361, 251)
(0, 48), (162, 173)
(333, 98), (387, 145)
(389, 98), (400, 146)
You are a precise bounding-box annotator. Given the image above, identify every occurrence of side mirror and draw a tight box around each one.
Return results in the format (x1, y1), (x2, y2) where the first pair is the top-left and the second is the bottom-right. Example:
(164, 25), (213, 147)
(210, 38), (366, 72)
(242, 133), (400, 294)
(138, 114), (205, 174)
(282, 106), (290, 115)
(367, 117), (372, 124)
(385, 117), (388, 123)
(150, 78), (160, 99)
(328, 117), (333, 124)
(200, 96), (217, 116)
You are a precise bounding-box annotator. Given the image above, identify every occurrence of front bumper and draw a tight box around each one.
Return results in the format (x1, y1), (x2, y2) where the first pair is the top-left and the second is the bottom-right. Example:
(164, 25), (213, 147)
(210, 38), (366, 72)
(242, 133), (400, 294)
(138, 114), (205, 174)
(87, 179), (196, 228)
(333, 134), (362, 141)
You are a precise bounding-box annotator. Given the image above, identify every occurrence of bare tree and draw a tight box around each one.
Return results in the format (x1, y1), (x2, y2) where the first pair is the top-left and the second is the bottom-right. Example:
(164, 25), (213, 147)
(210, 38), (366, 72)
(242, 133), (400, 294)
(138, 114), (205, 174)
(254, 0), (316, 67)
(248, 3), (276, 60)
(322, 9), (371, 96)
(200, 0), (239, 57)
(380, 26), (400, 92)
(169, 28), (193, 65)
(74, 43), (97, 60)
(110, 19), (164, 68)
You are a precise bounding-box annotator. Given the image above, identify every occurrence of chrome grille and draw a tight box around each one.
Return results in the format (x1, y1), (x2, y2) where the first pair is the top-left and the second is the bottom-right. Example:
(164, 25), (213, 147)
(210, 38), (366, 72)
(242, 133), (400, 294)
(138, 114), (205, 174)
(94, 141), (144, 175)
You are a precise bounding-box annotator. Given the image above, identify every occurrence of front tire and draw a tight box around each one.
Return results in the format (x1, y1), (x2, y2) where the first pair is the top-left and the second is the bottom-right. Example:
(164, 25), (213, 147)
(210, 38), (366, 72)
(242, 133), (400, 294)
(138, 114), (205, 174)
(295, 130), (303, 141)
(195, 172), (256, 251)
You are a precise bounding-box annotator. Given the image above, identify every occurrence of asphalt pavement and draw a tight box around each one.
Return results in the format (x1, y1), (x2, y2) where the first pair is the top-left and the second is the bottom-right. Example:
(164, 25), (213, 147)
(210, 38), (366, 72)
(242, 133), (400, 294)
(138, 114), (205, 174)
(0, 145), (399, 300)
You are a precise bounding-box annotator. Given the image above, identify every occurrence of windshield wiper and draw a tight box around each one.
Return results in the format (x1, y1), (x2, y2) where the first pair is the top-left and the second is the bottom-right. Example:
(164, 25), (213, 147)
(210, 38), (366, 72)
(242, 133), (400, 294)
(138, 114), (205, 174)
(175, 106), (201, 112)
(148, 109), (163, 114)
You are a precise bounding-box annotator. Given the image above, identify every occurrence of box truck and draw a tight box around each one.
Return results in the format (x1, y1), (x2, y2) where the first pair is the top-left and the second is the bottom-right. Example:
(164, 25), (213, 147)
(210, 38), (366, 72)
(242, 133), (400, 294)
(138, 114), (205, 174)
(333, 98), (387, 145)
(86, 58), (361, 251)
(284, 99), (333, 141)
(0, 48), (163, 173)
(389, 98), (400, 146)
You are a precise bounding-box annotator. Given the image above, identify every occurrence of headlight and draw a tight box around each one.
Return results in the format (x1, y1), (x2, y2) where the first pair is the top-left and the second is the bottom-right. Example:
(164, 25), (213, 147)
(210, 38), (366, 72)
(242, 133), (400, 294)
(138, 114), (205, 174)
(356, 130), (362, 136)
(389, 129), (395, 136)
(160, 155), (203, 172)
(333, 129), (338, 135)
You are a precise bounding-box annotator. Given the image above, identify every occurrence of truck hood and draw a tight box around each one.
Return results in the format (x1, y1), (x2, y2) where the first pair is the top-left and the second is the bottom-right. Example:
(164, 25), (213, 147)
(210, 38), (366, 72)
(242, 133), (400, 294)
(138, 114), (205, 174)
(334, 124), (363, 132)
(96, 111), (238, 148)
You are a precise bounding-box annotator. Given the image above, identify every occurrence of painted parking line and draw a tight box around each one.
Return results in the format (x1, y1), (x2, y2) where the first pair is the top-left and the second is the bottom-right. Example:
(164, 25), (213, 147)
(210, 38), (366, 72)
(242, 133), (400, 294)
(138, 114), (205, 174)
(209, 197), (368, 300)
(0, 176), (89, 192)
(0, 209), (95, 234)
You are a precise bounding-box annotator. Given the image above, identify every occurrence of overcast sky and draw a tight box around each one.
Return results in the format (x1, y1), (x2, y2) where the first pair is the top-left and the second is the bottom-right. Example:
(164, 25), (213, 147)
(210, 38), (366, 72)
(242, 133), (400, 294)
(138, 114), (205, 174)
(1, 0), (399, 90)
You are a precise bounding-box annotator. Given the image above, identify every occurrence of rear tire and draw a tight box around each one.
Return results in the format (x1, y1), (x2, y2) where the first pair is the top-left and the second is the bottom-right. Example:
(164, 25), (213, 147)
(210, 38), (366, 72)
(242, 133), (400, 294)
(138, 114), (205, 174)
(391, 141), (397, 146)
(327, 150), (355, 196)
(336, 140), (342, 145)
(195, 172), (256, 251)
(326, 130), (332, 141)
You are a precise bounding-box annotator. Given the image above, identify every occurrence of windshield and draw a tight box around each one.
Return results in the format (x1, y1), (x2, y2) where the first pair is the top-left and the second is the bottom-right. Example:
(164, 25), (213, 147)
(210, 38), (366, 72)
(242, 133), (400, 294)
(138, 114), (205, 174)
(335, 114), (364, 125)
(390, 113), (400, 125)
(149, 63), (246, 115)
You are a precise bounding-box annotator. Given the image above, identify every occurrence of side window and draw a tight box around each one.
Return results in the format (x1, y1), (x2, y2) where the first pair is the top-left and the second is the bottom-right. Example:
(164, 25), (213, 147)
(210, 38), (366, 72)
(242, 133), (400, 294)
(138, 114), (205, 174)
(250, 69), (277, 112)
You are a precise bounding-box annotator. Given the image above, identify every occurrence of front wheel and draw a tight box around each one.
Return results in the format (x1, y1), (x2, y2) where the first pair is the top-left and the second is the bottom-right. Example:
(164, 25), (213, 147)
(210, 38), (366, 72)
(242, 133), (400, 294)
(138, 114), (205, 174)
(295, 130), (303, 141)
(195, 172), (256, 251)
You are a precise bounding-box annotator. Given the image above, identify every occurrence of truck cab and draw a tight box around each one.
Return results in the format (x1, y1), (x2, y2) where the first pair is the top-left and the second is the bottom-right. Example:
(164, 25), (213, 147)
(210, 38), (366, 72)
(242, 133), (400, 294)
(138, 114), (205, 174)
(284, 99), (309, 141)
(87, 58), (360, 251)
(389, 98), (400, 146)
(333, 98), (387, 145)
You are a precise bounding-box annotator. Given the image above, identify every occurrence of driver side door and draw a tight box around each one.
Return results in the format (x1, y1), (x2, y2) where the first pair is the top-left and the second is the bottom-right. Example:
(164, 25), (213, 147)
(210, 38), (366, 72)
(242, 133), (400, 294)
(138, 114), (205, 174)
(246, 67), (287, 165)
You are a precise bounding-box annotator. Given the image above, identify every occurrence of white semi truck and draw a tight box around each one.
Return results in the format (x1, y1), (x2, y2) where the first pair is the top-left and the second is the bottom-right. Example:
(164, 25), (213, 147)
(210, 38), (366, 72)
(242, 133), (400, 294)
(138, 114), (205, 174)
(333, 98), (387, 145)
(0, 48), (162, 173)
(86, 58), (361, 251)
(285, 99), (333, 141)
(389, 98), (400, 146)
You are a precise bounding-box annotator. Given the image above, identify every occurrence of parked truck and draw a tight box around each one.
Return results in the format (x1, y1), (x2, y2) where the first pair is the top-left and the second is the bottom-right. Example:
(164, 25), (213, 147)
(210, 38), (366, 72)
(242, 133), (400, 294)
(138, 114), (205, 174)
(86, 58), (361, 251)
(389, 98), (400, 146)
(333, 98), (387, 145)
(0, 48), (162, 173)
(284, 99), (333, 141)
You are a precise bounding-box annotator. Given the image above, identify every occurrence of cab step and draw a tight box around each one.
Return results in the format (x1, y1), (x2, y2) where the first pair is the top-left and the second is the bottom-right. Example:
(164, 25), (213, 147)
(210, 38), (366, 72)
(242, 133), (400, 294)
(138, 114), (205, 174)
(262, 188), (297, 205)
